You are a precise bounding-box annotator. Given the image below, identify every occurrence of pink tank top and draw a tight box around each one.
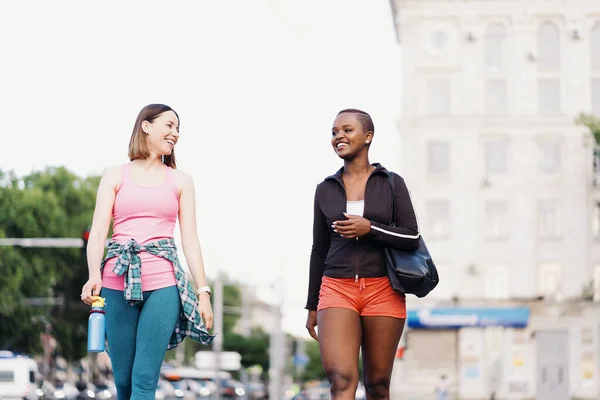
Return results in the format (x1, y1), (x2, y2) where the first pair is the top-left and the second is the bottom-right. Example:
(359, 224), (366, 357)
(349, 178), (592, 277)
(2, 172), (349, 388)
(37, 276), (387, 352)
(102, 163), (179, 291)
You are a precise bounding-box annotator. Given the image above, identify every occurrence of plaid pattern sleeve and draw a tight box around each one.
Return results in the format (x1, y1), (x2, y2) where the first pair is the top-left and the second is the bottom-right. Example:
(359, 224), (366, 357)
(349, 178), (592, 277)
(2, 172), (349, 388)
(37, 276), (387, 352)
(100, 238), (215, 349)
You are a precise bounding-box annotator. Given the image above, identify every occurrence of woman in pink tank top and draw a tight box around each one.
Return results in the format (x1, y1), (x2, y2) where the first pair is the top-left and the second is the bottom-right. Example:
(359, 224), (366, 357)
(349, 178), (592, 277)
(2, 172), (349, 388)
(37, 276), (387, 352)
(79, 104), (214, 400)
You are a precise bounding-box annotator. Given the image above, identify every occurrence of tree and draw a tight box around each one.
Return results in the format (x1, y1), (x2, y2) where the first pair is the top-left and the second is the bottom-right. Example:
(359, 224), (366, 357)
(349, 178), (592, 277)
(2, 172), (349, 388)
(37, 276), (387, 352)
(0, 167), (100, 362)
(224, 329), (269, 373)
(576, 113), (600, 145)
(301, 339), (326, 381)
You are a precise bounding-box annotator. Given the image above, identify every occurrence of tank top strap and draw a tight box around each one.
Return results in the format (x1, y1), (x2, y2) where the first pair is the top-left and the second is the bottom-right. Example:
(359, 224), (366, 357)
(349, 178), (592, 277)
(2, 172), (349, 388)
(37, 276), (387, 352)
(120, 163), (131, 185)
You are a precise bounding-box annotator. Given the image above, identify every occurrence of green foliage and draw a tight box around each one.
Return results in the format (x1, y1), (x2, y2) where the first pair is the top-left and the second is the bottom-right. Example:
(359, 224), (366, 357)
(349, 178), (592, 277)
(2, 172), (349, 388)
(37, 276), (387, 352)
(0, 166), (99, 361)
(224, 329), (269, 372)
(222, 283), (242, 335)
(575, 113), (600, 145)
(302, 339), (326, 381)
(0, 168), (272, 376)
(581, 280), (595, 301)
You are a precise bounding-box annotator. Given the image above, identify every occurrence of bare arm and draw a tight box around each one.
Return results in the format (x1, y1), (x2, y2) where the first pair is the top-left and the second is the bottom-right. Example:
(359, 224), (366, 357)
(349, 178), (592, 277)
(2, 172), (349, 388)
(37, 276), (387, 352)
(177, 171), (213, 329)
(81, 166), (119, 303)
(177, 171), (208, 290)
(87, 166), (120, 277)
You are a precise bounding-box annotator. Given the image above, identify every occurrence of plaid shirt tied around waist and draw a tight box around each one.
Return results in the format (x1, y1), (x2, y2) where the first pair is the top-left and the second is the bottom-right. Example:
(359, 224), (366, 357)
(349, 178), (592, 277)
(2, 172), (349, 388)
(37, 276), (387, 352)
(100, 238), (215, 349)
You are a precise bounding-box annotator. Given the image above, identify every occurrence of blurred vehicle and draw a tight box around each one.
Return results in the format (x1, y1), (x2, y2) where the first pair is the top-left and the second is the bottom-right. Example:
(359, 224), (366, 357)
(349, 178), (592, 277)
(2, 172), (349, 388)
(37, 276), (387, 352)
(0, 350), (41, 400)
(302, 380), (330, 400)
(93, 381), (116, 399)
(165, 378), (211, 400)
(161, 367), (222, 400)
(245, 382), (266, 400)
(35, 380), (57, 399)
(75, 382), (97, 399)
(52, 380), (80, 399)
(219, 379), (245, 399)
(155, 379), (188, 400)
(299, 380), (365, 400)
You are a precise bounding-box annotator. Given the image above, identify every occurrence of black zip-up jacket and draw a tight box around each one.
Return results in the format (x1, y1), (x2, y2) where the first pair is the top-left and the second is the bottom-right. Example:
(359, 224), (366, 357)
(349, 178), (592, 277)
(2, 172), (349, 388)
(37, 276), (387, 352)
(305, 163), (420, 311)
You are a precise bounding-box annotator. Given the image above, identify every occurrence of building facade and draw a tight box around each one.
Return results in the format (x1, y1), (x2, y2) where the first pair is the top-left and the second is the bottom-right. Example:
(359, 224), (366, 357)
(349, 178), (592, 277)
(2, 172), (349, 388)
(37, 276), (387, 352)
(390, 0), (600, 399)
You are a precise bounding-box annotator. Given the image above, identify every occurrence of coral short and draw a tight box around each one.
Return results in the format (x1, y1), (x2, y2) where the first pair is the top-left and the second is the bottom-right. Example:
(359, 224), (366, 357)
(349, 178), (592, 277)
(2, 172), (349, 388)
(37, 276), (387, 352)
(317, 276), (407, 319)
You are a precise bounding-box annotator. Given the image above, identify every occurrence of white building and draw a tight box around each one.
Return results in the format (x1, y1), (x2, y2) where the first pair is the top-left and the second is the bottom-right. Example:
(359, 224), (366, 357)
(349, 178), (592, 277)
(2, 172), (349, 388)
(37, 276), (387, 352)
(389, 1), (600, 399)
(232, 285), (278, 336)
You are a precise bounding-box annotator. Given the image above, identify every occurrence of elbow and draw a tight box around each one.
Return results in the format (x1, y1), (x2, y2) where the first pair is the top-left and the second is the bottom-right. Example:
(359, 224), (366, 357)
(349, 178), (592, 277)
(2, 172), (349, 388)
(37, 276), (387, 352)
(393, 229), (420, 251)
(405, 227), (420, 251)
(181, 237), (201, 257)
(407, 236), (420, 251)
(88, 230), (107, 249)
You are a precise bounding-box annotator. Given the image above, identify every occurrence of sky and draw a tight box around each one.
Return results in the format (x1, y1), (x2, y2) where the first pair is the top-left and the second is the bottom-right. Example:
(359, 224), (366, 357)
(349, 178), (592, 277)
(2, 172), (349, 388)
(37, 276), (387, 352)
(0, 0), (403, 337)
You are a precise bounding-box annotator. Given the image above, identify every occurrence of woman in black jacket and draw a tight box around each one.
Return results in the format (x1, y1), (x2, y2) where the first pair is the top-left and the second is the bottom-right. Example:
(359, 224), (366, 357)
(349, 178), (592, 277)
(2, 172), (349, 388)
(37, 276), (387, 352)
(305, 109), (420, 400)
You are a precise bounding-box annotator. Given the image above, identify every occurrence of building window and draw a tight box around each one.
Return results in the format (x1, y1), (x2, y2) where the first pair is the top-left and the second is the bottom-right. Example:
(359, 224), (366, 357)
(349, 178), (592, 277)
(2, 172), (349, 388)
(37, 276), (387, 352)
(427, 142), (450, 174)
(485, 79), (507, 114)
(426, 200), (451, 238)
(485, 23), (506, 73)
(537, 22), (560, 72)
(484, 265), (509, 299)
(538, 264), (562, 299)
(485, 201), (508, 239)
(591, 23), (600, 71)
(538, 79), (561, 115)
(539, 200), (561, 238)
(484, 139), (508, 174)
(592, 201), (600, 239)
(538, 139), (561, 173)
(426, 79), (451, 115)
(431, 30), (450, 53)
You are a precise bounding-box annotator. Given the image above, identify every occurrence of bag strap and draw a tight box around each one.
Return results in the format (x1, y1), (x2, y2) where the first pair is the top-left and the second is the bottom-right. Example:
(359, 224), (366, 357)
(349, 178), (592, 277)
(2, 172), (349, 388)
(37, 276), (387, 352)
(386, 171), (396, 227)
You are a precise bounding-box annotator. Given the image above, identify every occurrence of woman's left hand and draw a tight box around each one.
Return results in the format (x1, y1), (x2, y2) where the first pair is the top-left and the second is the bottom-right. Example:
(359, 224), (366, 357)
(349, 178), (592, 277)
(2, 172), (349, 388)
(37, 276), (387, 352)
(197, 292), (214, 330)
(332, 213), (371, 239)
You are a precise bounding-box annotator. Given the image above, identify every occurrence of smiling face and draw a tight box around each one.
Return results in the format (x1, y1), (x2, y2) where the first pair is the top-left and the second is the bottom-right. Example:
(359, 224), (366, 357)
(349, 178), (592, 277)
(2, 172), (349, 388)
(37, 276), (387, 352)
(142, 110), (180, 156)
(331, 112), (373, 160)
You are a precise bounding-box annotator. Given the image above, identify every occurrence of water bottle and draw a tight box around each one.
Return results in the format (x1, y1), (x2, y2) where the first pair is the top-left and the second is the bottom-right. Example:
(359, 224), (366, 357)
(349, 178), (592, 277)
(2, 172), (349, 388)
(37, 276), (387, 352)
(87, 296), (106, 352)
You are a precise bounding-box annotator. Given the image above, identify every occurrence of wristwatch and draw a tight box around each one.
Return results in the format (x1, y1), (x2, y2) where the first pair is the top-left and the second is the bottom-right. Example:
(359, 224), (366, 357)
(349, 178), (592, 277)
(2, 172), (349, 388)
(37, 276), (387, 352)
(196, 285), (212, 296)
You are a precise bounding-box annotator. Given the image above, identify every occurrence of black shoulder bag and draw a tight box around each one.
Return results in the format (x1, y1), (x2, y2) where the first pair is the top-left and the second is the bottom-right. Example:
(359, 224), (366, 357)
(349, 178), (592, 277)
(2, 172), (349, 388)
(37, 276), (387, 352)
(384, 172), (439, 298)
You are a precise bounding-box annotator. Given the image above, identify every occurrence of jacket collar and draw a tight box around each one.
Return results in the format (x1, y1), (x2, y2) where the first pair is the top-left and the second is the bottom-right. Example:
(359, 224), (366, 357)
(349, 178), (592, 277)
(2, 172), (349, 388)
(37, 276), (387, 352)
(325, 163), (389, 185)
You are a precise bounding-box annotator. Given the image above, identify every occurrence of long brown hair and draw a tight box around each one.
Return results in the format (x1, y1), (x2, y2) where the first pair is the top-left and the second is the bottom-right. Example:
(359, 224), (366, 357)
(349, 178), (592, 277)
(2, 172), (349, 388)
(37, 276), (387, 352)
(128, 104), (179, 169)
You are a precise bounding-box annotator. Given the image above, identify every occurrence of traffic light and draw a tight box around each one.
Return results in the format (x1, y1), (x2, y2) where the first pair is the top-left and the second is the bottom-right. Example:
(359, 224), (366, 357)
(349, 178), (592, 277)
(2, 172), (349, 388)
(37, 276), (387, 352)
(82, 226), (91, 256)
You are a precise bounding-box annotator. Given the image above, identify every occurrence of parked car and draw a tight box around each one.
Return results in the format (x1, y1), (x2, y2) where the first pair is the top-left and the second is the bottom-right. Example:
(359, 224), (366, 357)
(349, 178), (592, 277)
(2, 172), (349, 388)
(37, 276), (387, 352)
(0, 350), (41, 400)
(52, 380), (80, 399)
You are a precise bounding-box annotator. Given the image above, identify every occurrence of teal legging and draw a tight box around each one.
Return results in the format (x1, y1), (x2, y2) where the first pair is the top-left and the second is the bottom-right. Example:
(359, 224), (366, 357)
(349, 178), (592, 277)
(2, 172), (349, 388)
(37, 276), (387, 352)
(102, 286), (181, 400)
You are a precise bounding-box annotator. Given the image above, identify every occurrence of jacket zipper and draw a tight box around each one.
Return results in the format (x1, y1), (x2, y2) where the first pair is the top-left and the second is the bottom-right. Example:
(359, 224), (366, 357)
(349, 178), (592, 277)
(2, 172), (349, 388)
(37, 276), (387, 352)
(355, 171), (376, 284)
(335, 177), (360, 283)
(336, 169), (378, 285)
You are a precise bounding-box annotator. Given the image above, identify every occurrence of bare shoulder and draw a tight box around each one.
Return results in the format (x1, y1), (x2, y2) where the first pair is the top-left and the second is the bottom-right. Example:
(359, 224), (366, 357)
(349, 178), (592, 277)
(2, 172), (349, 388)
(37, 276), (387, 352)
(171, 168), (194, 191)
(101, 165), (124, 189)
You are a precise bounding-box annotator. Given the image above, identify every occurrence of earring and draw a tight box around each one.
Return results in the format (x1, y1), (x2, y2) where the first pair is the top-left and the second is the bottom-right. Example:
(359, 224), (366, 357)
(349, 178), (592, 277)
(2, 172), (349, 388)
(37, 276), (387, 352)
(365, 141), (370, 144)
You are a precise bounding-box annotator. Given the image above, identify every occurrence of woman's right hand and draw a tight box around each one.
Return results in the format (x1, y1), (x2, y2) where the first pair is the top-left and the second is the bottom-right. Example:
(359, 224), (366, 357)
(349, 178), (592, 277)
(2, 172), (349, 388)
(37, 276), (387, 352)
(305, 310), (319, 342)
(81, 275), (103, 305)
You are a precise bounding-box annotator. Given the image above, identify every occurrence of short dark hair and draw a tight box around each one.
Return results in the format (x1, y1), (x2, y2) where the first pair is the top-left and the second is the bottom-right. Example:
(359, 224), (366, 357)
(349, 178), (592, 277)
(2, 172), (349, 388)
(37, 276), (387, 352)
(337, 108), (374, 134)
(128, 104), (179, 168)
